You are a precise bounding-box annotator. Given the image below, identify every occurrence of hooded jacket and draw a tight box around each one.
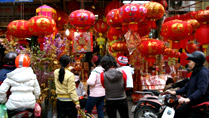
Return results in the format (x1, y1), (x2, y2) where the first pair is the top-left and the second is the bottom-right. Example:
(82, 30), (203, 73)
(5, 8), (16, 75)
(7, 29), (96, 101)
(100, 68), (127, 100)
(0, 65), (16, 83)
(0, 67), (41, 110)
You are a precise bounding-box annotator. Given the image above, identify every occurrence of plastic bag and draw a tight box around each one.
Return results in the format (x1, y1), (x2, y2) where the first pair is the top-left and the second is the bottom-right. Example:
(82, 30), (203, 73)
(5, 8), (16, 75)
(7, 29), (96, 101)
(0, 104), (8, 118)
(34, 103), (41, 117)
(124, 30), (141, 55)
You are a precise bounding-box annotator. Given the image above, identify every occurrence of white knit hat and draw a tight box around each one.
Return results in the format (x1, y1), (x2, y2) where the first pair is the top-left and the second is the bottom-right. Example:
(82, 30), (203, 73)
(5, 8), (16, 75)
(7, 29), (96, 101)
(117, 56), (129, 66)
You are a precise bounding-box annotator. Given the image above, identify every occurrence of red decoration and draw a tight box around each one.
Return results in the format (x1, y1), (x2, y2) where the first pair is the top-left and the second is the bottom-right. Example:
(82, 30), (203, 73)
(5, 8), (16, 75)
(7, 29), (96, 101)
(137, 20), (152, 37)
(28, 16), (56, 36)
(196, 10), (209, 23)
(94, 20), (108, 33)
(186, 43), (198, 53)
(56, 10), (69, 25)
(144, 2), (165, 20)
(206, 55), (209, 63)
(137, 38), (165, 55)
(7, 20), (31, 38)
(36, 5), (57, 20)
(118, 4), (147, 31)
(186, 19), (200, 33)
(180, 52), (189, 66)
(38, 36), (45, 51)
(195, 24), (209, 45)
(152, 0), (167, 9)
(186, 11), (197, 19)
(106, 9), (121, 27)
(69, 9), (95, 32)
(107, 27), (122, 41)
(111, 41), (128, 53)
(180, 39), (188, 49)
(73, 32), (93, 52)
(105, 1), (124, 15)
(172, 41), (181, 49)
(161, 20), (193, 41)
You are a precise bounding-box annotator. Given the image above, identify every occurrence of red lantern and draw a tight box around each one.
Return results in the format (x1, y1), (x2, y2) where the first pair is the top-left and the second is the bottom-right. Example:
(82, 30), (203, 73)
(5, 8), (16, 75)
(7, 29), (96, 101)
(69, 9), (95, 32)
(137, 38), (165, 55)
(94, 20), (108, 33)
(36, 5), (57, 20)
(186, 11), (197, 19)
(195, 24), (209, 45)
(105, 1), (124, 15)
(137, 20), (152, 37)
(186, 43), (198, 53)
(28, 16), (56, 36)
(107, 27), (122, 41)
(106, 9), (121, 27)
(56, 10), (69, 25)
(196, 10), (209, 23)
(186, 19), (200, 33)
(174, 51), (181, 58)
(119, 4), (147, 31)
(144, 2), (165, 20)
(161, 20), (193, 41)
(7, 20), (31, 38)
(172, 41), (181, 49)
(206, 55), (209, 63)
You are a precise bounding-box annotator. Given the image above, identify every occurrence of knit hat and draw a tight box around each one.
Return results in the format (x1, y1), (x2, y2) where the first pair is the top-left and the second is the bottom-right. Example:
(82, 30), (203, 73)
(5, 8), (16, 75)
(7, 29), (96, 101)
(117, 56), (129, 66)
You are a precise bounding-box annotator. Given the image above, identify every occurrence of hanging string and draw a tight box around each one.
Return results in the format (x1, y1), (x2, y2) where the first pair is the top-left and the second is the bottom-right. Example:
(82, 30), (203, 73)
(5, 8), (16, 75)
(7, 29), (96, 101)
(81, 0), (84, 9)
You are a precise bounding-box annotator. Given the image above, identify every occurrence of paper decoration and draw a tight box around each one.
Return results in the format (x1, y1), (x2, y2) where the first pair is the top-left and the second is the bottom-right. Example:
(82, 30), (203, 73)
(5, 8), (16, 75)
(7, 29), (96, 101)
(73, 32), (93, 53)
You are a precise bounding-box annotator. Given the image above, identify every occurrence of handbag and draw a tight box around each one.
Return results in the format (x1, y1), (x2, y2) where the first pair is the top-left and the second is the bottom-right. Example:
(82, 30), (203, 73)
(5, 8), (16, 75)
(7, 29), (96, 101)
(0, 104), (8, 118)
(34, 103), (41, 117)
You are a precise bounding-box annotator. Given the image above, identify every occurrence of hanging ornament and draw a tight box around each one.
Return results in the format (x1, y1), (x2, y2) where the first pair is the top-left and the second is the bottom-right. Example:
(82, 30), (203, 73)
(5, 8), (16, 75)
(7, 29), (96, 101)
(36, 5), (57, 20)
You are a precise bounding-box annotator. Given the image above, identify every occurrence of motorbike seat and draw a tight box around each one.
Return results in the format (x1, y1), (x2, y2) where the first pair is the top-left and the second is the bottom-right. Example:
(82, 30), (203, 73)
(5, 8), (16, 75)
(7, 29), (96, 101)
(8, 108), (34, 117)
(192, 102), (209, 108)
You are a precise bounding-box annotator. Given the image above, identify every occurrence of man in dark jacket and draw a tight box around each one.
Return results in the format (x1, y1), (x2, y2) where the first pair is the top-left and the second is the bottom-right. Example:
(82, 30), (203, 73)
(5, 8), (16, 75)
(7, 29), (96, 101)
(167, 51), (209, 118)
(0, 52), (17, 84)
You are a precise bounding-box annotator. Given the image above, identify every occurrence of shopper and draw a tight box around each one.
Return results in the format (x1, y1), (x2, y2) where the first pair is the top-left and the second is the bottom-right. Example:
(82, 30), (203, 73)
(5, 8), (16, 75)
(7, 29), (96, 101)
(0, 52), (17, 84)
(0, 54), (40, 117)
(75, 74), (86, 109)
(117, 55), (134, 88)
(100, 55), (129, 118)
(54, 55), (80, 118)
(166, 51), (209, 118)
(85, 55), (105, 118)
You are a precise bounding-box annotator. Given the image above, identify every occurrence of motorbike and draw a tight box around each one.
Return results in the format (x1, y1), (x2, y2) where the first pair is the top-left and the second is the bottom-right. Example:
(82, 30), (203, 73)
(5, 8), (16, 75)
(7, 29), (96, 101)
(7, 108), (34, 118)
(132, 90), (209, 118)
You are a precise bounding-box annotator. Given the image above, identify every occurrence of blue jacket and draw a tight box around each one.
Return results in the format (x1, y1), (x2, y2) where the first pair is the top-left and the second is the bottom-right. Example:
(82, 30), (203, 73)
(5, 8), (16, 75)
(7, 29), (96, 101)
(176, 67), (209, 105)
(0, 65), (16, 82)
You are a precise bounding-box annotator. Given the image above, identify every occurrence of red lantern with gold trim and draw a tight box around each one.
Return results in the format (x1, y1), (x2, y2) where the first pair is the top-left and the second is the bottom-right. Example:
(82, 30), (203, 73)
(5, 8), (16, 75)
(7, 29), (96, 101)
(94, 20), (108, 33)
(7, 20), (31, 38)
(186, 19), (200, 33)
(36, 5), (57, 20)
(137, 38), (165, 55)
(196, 10), (209, 23)
(106, 9), (121, 27)
(119, 4), (147, 31)
(107, 27), (122, 41)
(56, 10), (69, 25)
(144, 2), (165, 20)
(28, 16), (56, 36)
(195, 24), (209, 45)
(69, 9), (95, 32)
(161, 20), (193, 41)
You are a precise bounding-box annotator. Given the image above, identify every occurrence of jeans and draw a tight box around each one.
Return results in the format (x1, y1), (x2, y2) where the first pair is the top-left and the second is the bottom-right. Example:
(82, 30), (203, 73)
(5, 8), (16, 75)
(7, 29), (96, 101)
(56, 99), (77, 118)
(85, 96), (105, 118)
(106, 99), (129, 118)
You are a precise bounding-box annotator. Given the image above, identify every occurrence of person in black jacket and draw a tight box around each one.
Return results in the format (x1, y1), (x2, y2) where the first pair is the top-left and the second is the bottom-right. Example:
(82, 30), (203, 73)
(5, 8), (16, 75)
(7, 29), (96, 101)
(166, 51), (209, 118)
(0, 52), (17, 84)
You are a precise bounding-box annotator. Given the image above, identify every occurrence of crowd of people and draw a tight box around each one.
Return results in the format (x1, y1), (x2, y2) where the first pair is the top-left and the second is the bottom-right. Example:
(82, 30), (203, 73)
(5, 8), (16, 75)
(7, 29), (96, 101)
(0, 51), (209, 118)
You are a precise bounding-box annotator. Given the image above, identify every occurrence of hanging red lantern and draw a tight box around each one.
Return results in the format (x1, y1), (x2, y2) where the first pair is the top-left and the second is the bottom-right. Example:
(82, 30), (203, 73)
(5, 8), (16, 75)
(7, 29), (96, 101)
(196, 10), (209, 23)
(174, 51), (181, 58)
(186, 43), (198, 53)
(7, 20), (31, 38)
(161, 20), (193, 41)
(107, 27), (122, 41)
(56, 10), (69, 25)
(69, 9), (95, 32)
(94, 20), (108, 33)
(137, 38), (165, 55)
(106, 9), (121, 27)
(172, 41), (181, 49)
(144, 2), (165, 20)
(118, 4), (147, 31)
(36, 5), (57, 20)
(28, 16), (56, 36)
(186, 11), (197, 19)
(105, 1), (124, 15)
(195, 24), (209, 45)
(137, 20), (152, 37)
(186, 19), (200, 33)
(180, 39), (188, 49)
